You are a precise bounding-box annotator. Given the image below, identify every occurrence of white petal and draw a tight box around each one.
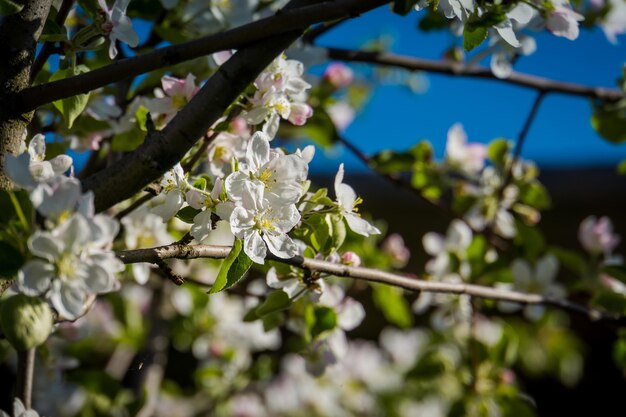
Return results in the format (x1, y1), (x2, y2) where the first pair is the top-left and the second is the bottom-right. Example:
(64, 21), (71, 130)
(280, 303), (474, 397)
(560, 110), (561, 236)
(491, 52), (513, 79)
(511, 259), (532, 289)
(264, 233), (298, 259)
(423, 233), (444, 255)
(345, 213), (380, 236)
(132, 263), (151, 285)
(5, 153), (37, 189)
(49, 280), (87, 320)
(337, 298), (365, 331)
(17, 260), (54, 296)
(191, 209), (213, 242)
(334, 163), (345, 196)
(337, 183), (357, 210)
(28, 231), (62, 261)
(246, 132), (271, 172)
(495, 21), (521, 48)
(28, 134), (46, 160)
(84, 263), (115, 293)
(50, 155), (73, 174)
(150, 190), (183, 220)
(536, 254), (559, 284)
(508, 3), (534, 24)
(230, 206), (255, 237)
(244, 231), (266, 264)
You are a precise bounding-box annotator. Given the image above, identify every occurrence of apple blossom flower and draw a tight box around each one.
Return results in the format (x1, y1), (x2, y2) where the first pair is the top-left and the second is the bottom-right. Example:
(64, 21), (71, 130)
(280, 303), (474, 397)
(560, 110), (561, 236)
(493, 3), (535, 48)
(243, 54), (313, 132)
(150, 163), (188, 220)
(422, 219), (473, 281)
(578, 216), (621, 256)
(381, 233), (411, 268)
(600, 0), (626, 44)
(499, 254), (564, 320)
(229, 182), (300, 264)
(98, 0), (140, 59)
(334, 164), (380, 236)
(490, 34), (537, 79)
(16, 213), (123, 320)
(444, 124), (486, 174)
(146, 74), (199, 125)
(438, 0), (475, 21)
(226, 131), (309, 208)
(546, 2), (584, 41)
(5, 134), (72, 189)
(327, 101), (355, 132)
(0, 398), (41, 417)
(121, 206), (173, 284)
(324, 63), (354, 88)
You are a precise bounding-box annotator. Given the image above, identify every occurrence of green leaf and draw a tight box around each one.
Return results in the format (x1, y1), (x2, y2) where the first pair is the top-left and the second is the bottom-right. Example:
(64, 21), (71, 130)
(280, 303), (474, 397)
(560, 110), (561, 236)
(306, 214), (330, 252)
(520, 182), (551, 210)
(209, 240), (253, 294)
(617, 160), (626, 175)
(305, 305), (338, 339)
(372, 284), (413, 328)
(111, 126), (144, 151)
(0, 190), (33, 229)
(0, 0), (23, 15)
(40, 18), (67, 42)
(487, 138), (510, 167)
(135, 105), (150, 132)
(50, 65), (90, 128)
(463, 25), (488, 52)
(192, 177), (207, 191)
(591, 100), (626, 144)
(593, 291), (626, 314)
(329, 214), (346, 250)
(371, 150), (416, 174)
(254, 291), (292, 317)
(549, 246), (586, 277)
(175, 206), (201, 224)
(0, 242), (24, 279)
(602, 265), (626, 285)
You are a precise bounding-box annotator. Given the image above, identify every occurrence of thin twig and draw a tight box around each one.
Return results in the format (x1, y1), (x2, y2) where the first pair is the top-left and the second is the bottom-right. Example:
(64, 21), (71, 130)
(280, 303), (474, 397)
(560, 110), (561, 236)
(339, 135), (455, 217)
(116, 243), (626, 326)
(325, 48), (624, 102)
(30, 0), (75, 81)
(16, 348), (35, 409)
(302, 18), (348, 44)
(115, 193), (156, 220)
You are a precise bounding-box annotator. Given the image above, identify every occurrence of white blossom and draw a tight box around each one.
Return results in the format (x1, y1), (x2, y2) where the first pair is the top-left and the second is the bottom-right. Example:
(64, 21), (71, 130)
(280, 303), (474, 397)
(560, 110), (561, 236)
(334, 164), (380, 236)
(17, 214), (123, 320)
(98, 0), (140, 59)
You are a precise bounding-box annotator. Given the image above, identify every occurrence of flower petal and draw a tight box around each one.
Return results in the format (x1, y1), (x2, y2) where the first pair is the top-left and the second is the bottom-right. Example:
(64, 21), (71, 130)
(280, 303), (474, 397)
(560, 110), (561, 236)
(17, 260), (54, 296)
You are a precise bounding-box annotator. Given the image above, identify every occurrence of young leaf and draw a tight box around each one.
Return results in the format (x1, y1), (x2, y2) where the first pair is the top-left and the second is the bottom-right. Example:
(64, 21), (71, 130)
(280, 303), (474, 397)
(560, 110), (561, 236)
(175, 206), (201, 224)
(372, 284), (413, 328)
(0, 242), (25, 279)
(50, 65), (91, 128)
(463, 25), (488, 52)
(0, 0), (23, 15)
(209, 239), (253, 294)
(254, 291), (292, 317)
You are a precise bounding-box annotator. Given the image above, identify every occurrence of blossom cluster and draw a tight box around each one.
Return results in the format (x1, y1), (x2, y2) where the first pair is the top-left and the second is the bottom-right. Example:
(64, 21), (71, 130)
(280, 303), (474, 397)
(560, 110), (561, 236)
(5, 134), (123, 320)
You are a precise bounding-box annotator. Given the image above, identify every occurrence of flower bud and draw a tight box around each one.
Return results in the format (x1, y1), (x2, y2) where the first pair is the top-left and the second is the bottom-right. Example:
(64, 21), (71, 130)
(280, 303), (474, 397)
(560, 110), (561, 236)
(341, 251), (361, 267)
(323, 63), (354, 88)
(0, 294), (53, 351)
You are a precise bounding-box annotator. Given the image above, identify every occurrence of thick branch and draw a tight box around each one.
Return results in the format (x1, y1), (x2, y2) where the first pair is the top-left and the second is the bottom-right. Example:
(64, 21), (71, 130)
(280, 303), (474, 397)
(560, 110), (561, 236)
(13, 0), (390, 113)
(117, 243), (626, 326)
(0, 0), (53, 190)
(80, 0), (389, 213)
(326, 48), (625, 102)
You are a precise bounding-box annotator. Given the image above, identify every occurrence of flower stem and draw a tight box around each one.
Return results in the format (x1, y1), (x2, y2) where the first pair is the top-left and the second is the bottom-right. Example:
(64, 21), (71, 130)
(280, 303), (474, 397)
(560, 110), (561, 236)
(16, 347), (35, 409)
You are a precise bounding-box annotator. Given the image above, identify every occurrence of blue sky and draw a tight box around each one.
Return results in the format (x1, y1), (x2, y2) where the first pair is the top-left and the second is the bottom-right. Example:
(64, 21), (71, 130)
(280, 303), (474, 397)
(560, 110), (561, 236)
(308, 6), (626, 174)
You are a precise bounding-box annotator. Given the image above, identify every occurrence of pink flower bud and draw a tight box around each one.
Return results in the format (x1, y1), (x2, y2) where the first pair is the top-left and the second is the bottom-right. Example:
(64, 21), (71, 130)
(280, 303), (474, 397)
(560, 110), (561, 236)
(324, 63), (354, 88)
(288, 102), (313, 126)
(579, 216), (620, 256)
(341, 251), (361, 267)
(382, 233), (411, 268)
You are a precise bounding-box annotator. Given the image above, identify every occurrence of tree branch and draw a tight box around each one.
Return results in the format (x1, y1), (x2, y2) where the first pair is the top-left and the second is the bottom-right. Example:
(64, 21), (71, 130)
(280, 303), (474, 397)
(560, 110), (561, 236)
(80, 0), (390, 213)
(116, 243), (626, 326)
(325, 48), (625, 102)
(12, 0), (390, 113)
(0, 0), (54, 190)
